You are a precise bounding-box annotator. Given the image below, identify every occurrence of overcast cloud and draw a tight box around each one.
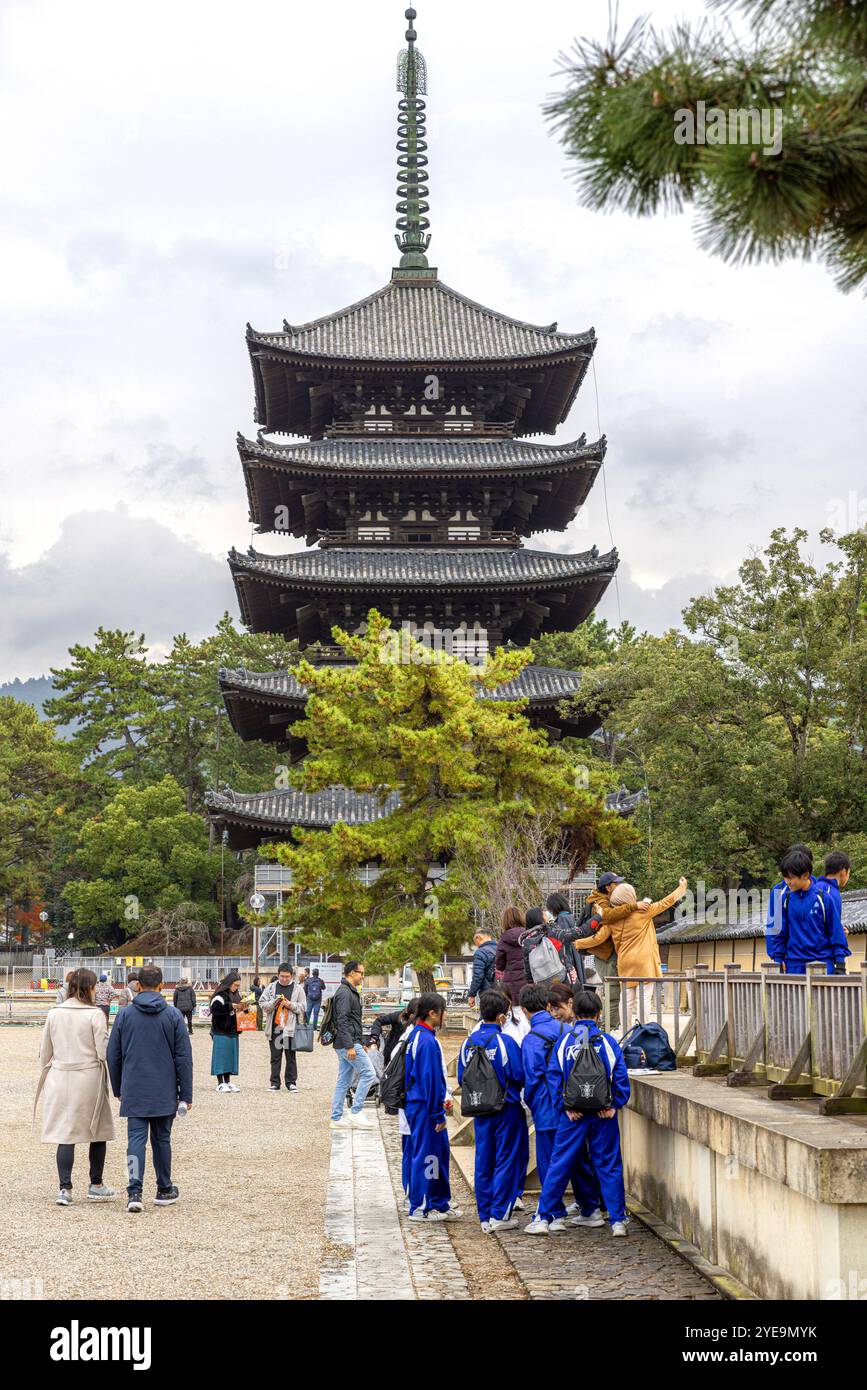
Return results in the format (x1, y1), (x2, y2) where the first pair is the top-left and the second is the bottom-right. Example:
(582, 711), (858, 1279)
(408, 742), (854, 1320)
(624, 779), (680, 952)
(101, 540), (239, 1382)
(0, 0), (864, 679)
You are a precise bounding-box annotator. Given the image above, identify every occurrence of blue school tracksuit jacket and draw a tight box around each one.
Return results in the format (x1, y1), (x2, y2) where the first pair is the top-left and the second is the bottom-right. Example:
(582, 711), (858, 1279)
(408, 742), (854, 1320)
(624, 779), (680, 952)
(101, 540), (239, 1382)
(404, 1022), (451, 1215)
(458, 1022), (524, 1223)
(764, 876), (849, 972)
(538, 1020), (630, 1226)
(521, 1012), (565, 1183)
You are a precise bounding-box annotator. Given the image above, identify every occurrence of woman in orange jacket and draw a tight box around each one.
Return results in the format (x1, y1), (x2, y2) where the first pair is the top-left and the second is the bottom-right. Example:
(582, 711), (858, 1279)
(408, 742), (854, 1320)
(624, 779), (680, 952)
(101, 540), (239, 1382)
(576, 878), (688, 1029)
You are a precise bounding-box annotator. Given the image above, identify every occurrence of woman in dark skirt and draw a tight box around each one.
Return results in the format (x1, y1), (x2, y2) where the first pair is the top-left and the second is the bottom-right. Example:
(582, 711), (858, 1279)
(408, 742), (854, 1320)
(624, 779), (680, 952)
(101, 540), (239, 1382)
(209, 972), (243, 1092)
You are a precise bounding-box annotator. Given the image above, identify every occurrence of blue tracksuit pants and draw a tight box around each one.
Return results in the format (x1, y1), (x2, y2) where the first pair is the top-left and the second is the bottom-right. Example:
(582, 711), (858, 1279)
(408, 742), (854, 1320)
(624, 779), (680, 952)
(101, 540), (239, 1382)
(474, 1104), (525, 1223)
(510, 1109), (530, 1203)
(405, 1102), (451, 1214)
(401, 1132), (411, 1195)
(785, 958), (836, 976)
(535, 1125), (602, 1210)
(538, 1112), (626, 1225)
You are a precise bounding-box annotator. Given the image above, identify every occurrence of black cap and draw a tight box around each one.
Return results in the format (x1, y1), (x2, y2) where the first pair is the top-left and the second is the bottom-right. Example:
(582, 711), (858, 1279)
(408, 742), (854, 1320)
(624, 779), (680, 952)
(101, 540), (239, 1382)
(596, 872), (624, 889)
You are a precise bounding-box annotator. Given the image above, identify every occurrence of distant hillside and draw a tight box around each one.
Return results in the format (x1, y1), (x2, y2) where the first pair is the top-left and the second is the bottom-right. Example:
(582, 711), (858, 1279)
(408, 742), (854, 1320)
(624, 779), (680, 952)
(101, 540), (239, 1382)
(0, 675), (56, 716)
(0, 676), (77, 735)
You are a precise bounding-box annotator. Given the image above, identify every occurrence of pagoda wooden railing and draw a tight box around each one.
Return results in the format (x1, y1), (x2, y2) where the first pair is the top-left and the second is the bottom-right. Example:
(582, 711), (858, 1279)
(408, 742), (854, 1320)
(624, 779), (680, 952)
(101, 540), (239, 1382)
(317, 529), (521, 548)
(325, 418), (514, 437)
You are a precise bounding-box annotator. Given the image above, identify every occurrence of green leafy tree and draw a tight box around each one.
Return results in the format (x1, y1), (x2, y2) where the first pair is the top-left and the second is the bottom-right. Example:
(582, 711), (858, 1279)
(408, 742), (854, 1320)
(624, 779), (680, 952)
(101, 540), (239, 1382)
(46, 629), (156, 786)
(63, 776), (222, 947)
(578, 528), (867, 895)
(269, 612), (632, 990)
(547, 1), (867, 290)
(528, 614), (639, 670)
(0, 698), (74, 905)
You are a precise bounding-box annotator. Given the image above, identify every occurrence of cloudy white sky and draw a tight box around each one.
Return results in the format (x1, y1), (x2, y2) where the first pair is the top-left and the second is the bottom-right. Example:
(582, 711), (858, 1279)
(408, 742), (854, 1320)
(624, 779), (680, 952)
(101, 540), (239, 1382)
(1, 0), (864, 680)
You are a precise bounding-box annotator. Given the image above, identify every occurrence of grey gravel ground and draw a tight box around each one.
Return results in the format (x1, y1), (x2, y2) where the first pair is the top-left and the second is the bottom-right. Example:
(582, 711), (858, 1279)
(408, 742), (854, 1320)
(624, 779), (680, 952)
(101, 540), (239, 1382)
(0, 1025), (332, 1301)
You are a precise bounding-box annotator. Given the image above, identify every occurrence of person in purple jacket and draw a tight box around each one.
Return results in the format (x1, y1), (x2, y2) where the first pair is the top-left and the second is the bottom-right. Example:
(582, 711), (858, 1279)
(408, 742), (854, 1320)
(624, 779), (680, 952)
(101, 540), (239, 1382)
(404, 993), (460, 1222)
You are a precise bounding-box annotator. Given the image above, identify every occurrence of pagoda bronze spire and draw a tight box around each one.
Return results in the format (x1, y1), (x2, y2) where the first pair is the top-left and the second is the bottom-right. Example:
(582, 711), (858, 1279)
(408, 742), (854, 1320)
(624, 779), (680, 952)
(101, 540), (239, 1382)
(394, 6), (433, 276)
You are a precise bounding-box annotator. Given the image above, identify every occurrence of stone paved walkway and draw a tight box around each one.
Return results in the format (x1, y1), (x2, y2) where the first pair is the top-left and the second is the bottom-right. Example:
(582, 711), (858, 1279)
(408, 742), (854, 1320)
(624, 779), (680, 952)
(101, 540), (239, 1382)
(321, 1105), (722, 1301)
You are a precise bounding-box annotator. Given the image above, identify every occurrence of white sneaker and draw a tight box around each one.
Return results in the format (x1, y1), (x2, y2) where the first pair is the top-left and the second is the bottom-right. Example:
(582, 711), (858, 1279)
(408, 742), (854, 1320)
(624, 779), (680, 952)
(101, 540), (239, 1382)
(565, 1201), (580, 1215)
(330, 1113), (352, 1129)
(569, 1209), (606, 1228)
(480, 1220), (493, 1233)
(426, 1207), (462, 1222)
(216, 1082), (230, 1093)
(268, 1085), (280, 1092)
(548, 1218), (568, 1232)
(226, 1083), (240, 1092)
(408, 1209), (428, 1222)
(512, 1197), (526, 1211)
(402, 1195), (411, 1212)
(349, 1110), (374, 1128)
(488, 1216), (518, 1231)
(611, 1220), (629, 1237)
(523, 1217), (550, 1235)
(56, 1189), (72, 1207)
(288, 1083), (298, 1092)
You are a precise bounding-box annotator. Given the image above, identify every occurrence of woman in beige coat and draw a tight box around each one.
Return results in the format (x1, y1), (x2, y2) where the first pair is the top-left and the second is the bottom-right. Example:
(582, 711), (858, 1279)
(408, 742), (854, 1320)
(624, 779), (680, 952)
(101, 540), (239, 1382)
(36, 968), (117, 1205)
(577, 878), (688, 1028)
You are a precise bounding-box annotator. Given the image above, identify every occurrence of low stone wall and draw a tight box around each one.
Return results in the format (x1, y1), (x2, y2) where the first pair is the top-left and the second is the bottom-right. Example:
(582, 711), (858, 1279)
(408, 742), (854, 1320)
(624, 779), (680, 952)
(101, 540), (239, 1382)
(622, 1072), (867, 1300)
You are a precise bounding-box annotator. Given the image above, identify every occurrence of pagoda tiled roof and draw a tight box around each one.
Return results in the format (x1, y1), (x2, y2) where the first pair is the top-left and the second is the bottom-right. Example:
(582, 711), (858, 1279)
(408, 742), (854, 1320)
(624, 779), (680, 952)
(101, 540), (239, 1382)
(205, 783), (639, 836)
(237, 432), (605, 475)
(247, 278), (595, 364)
(228, 544), (618, 588)
(218, 663), (586, 707)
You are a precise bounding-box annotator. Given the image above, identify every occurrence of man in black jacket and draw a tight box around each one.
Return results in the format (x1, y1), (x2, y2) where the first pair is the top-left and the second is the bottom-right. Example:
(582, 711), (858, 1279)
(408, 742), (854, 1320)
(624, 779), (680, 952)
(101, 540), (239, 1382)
(329, 961), (377, 1131)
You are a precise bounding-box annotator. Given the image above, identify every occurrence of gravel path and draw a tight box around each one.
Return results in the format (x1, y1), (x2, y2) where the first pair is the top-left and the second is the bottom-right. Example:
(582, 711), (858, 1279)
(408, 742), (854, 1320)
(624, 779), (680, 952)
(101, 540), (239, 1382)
(0, 1025), (332, 1300)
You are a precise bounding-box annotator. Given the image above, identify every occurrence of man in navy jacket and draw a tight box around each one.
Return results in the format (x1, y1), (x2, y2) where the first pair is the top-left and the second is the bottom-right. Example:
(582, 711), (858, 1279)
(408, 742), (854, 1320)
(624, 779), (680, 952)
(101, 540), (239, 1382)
(525, 990), (630, 1237)
(107, 963), (193, 1212)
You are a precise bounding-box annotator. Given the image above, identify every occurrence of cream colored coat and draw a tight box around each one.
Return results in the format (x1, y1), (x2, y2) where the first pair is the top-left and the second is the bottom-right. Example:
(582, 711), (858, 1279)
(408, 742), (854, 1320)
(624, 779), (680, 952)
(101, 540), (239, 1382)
(578, 886), (686, 984)
(36, 998), (116, 1144)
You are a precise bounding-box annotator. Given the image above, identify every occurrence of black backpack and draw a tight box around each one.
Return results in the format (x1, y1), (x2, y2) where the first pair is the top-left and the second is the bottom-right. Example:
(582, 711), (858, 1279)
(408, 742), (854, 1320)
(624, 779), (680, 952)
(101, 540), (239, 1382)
(563, 1029), (611, 1112)
(460, 1042), (507, 1117)
(379, 1040), (408, 1111)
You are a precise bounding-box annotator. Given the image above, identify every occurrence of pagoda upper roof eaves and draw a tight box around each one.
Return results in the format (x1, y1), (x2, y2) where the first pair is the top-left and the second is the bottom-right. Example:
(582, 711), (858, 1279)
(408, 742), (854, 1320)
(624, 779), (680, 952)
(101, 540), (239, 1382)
(228, 543), (618, 590)
(246, 278), (595, 365)
(236, 432), (607, 476)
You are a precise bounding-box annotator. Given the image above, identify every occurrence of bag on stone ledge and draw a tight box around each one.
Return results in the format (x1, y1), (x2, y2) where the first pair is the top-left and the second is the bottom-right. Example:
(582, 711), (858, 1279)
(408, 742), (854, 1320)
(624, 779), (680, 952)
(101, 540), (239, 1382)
(619, 1020), (676, 1071)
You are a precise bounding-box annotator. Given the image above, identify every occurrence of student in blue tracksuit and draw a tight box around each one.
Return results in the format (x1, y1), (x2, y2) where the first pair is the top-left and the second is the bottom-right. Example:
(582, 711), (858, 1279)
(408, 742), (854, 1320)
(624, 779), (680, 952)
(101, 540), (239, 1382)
(458, 990), (525, 1233)
(404, 993), (460, 1223)
(389, 998), (420, 1208)
(520, 984), (564, 1186)
(817, 851), (851, 918)
(525, 990), (630, 1237)
(765, 846), (850, 975)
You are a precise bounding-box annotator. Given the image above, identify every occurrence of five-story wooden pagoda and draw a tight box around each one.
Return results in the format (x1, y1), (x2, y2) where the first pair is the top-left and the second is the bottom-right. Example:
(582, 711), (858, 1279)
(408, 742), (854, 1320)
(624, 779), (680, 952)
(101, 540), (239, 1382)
(208, 6), (618, 849)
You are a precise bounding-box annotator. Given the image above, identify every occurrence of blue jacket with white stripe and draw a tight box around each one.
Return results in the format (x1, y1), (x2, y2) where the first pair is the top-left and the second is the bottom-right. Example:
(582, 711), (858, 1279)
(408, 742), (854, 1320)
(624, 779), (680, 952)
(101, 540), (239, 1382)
(404, 1022), (448, 1125)
(521, 1011), (565, 1131)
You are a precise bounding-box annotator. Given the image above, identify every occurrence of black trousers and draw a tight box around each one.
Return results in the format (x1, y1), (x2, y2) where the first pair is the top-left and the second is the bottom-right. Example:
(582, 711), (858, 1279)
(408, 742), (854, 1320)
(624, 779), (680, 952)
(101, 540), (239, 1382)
(181, 1010), (194, 1035)
(269, 1035), (298, 1087)
(57, 1142), (106, 1189)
